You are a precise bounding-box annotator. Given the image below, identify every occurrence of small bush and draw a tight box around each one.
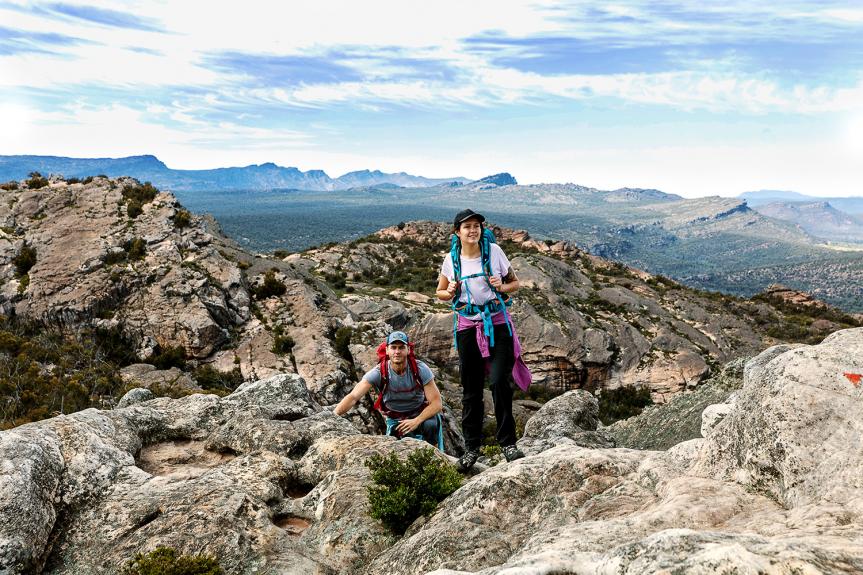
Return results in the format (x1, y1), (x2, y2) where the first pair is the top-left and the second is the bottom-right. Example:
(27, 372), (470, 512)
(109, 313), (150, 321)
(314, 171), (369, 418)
(122, 181), (158, 204)
(26, 172), (49, 189)
(65, 177), (81, 184)
(126, 238), (147, 261)
(122, 181), (158, 219)
(1, 181), (19, 191)
(13, 245), (37, 277)
(366, 447), (462, 534)
(272, 333), (295, 355)
(252, 270), (287, 300)
(121, 546), (223, 575)
(332, 327), (353, 361)
(82, 176), (94, 185)
(598, 385), (653, 424)
(173, 209), (192, 228)
(127, 201), (143, 218)
(17, 274), (29, 294)
(149, 345), (187, 370)
(193, 365), (244, 393)
(273, 249), (290, 259)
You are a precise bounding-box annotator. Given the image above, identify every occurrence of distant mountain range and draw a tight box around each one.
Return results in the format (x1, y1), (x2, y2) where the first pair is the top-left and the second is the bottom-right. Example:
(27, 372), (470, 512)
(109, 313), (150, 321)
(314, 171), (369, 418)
(740, 190), (863, 244)
(741, 190), (863, 215)
(0, 155), (472, 191)
(752, 201), (863, 244)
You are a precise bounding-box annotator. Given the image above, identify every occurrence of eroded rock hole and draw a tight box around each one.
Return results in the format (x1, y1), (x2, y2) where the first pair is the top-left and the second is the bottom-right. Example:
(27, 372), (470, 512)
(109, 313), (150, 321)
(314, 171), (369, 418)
(273, 514), (310, 536)
(278, 475), (315, 499)
(272, 412), (305, 422)
(137, 439), (236, 479)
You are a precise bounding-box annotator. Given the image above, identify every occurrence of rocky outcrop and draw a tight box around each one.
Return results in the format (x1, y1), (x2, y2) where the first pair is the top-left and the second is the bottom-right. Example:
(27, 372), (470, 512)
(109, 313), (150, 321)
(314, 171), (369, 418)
(0, 176), (249, 358)
(2, 329), (862, 574)
(365, 328), (863, 574)
(761, 283), (829, 308)
(606, 357), (748, 450)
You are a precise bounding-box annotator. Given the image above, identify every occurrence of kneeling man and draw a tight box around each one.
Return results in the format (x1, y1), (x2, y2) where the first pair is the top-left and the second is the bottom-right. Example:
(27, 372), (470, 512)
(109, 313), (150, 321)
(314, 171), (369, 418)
(334, 330), (442, 447)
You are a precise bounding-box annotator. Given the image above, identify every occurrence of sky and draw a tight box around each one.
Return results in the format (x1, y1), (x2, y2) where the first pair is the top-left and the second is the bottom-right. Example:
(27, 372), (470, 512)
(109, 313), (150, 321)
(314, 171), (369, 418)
(1, 1), (862, 198)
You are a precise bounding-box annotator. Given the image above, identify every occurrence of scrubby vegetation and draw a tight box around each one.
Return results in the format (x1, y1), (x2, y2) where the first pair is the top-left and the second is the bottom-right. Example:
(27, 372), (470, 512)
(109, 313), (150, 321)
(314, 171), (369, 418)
(12, 244), (37, 277)
(25, 172), (49, 189)
(172, 208), (192, 228)
(192, 365), (244, 394)
(121, 546), (223, 575)
(122, 181), (159, 218)
(0, 318), (137, 429)
(251, 270), (287, 300)
(336, 235), (444, 295)
(0, 180), (19, 191)
(366, 447), (462, 534)
(148, 345), (187, 370)
(598, 386), (653, 425)
(271, 325), (295, 355)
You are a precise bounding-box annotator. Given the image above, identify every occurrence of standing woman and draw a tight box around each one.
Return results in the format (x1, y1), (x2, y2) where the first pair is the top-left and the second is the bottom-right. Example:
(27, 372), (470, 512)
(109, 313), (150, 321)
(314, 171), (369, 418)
(436, 209), (527, 471)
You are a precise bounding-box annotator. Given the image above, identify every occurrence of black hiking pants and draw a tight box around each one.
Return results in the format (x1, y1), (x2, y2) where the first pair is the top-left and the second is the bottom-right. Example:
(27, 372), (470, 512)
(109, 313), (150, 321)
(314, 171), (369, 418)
(457, 323), (516, 451)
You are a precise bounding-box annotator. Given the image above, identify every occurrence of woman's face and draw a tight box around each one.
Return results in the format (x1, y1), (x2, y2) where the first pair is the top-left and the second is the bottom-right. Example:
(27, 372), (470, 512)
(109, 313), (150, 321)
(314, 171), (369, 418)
(457, 218), (483, 245)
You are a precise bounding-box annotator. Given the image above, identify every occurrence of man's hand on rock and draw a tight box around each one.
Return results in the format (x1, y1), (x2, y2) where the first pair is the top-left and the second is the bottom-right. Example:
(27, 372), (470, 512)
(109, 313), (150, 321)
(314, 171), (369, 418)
(395, 418), (421, 435)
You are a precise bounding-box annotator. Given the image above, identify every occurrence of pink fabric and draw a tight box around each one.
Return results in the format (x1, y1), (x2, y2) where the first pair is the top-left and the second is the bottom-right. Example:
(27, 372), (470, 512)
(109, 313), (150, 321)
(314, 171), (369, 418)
(457, 312), (533, 391)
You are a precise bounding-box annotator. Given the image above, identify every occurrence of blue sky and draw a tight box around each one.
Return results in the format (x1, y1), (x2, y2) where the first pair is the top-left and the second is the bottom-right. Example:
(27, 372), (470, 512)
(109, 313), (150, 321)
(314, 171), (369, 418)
(1, 1), (862, 197)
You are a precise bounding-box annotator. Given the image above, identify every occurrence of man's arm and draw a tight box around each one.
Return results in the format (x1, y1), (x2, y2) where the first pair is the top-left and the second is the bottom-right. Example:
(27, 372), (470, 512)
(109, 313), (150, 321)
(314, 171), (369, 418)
(332, 379), (373, 416)
(394, 379), (443, 435)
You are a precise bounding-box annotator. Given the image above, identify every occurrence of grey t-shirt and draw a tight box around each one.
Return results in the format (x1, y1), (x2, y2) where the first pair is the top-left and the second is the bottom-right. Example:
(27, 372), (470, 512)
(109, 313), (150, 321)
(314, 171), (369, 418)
(363, 360), (434, 414)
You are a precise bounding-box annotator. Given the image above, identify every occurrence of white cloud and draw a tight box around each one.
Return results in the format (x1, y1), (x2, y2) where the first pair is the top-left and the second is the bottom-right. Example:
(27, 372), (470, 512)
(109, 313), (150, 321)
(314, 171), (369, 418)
(5, 103), (311, 165)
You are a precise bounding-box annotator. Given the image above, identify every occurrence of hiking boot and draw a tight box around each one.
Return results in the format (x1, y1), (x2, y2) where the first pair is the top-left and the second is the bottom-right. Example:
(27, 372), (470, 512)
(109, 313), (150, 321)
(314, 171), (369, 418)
(457, 449), (480, 472)
(503, 444), (525, 463)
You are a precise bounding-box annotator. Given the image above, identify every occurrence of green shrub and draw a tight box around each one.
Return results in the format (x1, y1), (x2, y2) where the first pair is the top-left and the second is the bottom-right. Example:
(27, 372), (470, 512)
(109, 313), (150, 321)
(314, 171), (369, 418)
(273, 249), (290, 259)
(598, 385), (653, 425)
(252, 270), (287, 300)
(82, 176), (94, 185)
(173, 209), (192, 228)
(17, 274), (29, 294)
(149, 345), (187, 370)
(192, 365), (243, 393)
(366, 447), (462, 534)
(25, 172), (49, 189)
(126, 237), (147, 261)
(1, 181), (19, 190)
(513, 384), (566, 404)
(0, 319), (136, 429)
(332, 327), (353, 361)
(121, 546), (223, 575)
(12, 245), (36, 277)
(127, 201), (143, 218)
(122, 181), (158, 219)
(122, 181), (158, 204)
(271, 332), (295, 355)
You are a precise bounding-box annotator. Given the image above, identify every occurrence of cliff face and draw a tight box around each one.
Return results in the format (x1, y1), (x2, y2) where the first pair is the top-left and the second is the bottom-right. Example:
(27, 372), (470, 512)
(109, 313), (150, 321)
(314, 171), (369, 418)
(1, 329), (861, 574)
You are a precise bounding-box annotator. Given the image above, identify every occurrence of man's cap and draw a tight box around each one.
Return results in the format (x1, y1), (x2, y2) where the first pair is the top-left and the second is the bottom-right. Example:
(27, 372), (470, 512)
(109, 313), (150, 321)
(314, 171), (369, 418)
(386, 330), (409, 345)
(453, 209), (485, 228)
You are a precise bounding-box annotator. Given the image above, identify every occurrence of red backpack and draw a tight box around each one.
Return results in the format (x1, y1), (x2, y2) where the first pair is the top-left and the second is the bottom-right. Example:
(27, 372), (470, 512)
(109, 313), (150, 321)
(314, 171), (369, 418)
(373, 340), (426, 418)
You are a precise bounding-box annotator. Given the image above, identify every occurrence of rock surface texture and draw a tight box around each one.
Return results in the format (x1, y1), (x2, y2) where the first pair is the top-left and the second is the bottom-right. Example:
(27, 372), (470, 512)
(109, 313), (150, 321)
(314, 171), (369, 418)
(1, 329), (862, 574)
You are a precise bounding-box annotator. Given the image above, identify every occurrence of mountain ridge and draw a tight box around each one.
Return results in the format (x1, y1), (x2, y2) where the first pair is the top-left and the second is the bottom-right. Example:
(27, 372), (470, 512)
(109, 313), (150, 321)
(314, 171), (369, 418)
(0, 154), (471, 192)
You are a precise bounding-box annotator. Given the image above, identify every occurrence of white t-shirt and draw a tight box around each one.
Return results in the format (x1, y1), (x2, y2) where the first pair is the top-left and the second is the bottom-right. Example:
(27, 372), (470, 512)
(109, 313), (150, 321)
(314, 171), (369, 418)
(440, 243), (512, 313)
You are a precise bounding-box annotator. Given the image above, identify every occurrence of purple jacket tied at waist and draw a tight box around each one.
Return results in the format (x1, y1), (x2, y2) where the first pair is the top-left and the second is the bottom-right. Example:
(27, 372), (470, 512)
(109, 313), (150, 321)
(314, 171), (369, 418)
(456, 312), (532, 391)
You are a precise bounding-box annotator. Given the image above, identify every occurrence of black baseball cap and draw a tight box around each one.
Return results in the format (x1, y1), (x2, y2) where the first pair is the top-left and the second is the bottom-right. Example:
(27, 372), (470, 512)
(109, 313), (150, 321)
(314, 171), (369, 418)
(453, 209), (485, 228)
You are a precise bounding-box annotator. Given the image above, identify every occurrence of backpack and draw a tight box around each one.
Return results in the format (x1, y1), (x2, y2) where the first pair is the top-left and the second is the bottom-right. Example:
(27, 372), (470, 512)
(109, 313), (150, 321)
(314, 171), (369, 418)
(449, 227), (512, 348)
(373, 340), (446, 450)
(372, 340), (425, 419)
